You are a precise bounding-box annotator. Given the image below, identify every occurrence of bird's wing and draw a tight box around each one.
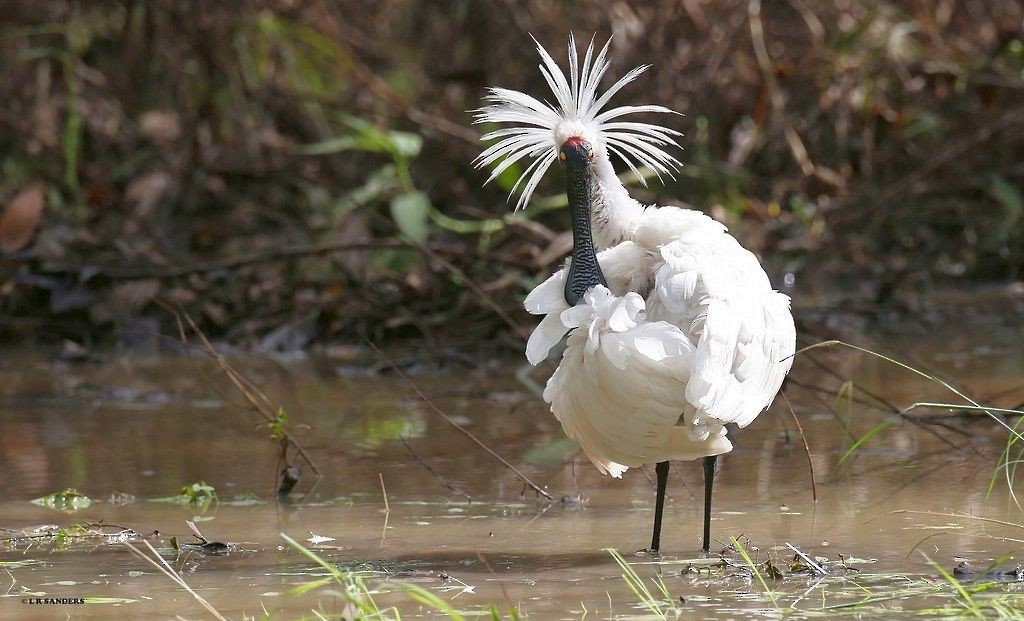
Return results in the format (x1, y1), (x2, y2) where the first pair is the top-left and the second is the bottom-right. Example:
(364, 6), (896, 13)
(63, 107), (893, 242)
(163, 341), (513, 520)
(541, 286), (733, 477)
(643, 221), (796, 440)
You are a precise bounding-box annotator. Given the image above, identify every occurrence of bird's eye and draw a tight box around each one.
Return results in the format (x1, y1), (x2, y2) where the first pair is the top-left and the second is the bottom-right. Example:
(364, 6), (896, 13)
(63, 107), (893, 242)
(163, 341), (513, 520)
(559, 151), (567, 161)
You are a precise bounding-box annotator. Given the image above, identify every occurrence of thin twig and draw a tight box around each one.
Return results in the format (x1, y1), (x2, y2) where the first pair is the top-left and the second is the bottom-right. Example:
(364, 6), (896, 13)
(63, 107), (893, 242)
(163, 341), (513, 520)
(784, 378), (859, 442)
(902, 402), (1024, 418)
(790, 341), (983, 454)
(378, 473), (390, 514)
(400, 437), (472, 502)
(979, 383), (1024, 405)
(476, 552), (515, 613)
(160, 301), (321, 479)
(785, 542), (826, 575)
(186, 520), (208, 544)
(887, 509), (1024, 531)
(804, 353), (900, 413)
(379, 472), (390, 546)
(867, 104), (1024, 214)
(406, 236), (523, 333)
(784, 376), (891, 415)
(781, 390), (817, 503)
(790, 340), (1024, 444)
(368, 340), (552, 500)
(21, 240), (533, 279)
(125, 540), (229, 621)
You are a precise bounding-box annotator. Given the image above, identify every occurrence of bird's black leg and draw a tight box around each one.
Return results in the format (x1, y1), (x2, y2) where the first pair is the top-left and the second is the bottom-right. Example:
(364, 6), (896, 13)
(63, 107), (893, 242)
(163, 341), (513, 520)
(702, 455), (718, 554)
(650, 461), (670, 553)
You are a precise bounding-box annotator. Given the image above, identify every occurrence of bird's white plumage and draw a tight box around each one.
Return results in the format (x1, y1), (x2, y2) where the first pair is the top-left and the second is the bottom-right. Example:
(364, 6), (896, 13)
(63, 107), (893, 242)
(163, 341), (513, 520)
(478, 36), (796, 478)
(524, 212), (794, 477)
(473, 35), (681, 210)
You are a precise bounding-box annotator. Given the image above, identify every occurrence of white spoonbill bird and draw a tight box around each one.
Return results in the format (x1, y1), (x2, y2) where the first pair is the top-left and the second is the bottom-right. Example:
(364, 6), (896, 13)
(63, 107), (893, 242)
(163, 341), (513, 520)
(474, 36), (796, 553)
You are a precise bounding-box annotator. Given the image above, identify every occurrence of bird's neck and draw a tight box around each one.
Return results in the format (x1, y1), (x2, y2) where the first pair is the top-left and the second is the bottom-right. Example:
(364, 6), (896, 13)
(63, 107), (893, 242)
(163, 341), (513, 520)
(588, 153), (644, 250)
(564, 164), (607, 307)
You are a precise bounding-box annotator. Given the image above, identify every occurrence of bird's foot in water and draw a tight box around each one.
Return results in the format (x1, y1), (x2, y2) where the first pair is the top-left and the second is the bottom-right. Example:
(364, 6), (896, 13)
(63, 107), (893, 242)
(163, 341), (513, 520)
(638, 548), (663, 559)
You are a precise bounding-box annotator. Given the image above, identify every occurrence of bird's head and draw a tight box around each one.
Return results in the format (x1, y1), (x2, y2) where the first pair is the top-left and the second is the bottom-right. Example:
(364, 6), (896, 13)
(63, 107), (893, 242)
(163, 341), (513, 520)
(473, 34), (682, 210)
(559, 135), (594, 172)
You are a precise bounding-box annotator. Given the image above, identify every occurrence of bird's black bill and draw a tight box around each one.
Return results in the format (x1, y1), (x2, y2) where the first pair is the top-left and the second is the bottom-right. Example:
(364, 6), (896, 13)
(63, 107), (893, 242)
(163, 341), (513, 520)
(702, 455), (717, 554)
(650, 461), (670, 553)
(563, 161), (606, 306)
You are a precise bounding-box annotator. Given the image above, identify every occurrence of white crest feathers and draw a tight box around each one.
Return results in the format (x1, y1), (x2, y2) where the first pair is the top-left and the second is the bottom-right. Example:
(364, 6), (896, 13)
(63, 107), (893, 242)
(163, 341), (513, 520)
(473, 34), (683, 210)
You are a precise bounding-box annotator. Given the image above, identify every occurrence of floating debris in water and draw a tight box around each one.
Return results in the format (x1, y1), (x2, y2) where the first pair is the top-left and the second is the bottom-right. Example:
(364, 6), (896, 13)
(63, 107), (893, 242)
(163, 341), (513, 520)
(953, 560), (1024, 583)
(0, 522), (139, 549)
(150, 481), (218, 510)
(560, 494), (587, 510)
(108, 491), (136, 505)
(223, 492), (267, 506)
(31, 489), (92, 513)
(307, 531), (336, 545)
(170, 520), (231, 556)
(278, 464), (301, 497)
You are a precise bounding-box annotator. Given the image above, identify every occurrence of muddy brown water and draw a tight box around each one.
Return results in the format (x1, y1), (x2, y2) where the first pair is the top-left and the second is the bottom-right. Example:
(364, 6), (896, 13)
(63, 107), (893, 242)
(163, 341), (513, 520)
(2, 305), (1024, 619)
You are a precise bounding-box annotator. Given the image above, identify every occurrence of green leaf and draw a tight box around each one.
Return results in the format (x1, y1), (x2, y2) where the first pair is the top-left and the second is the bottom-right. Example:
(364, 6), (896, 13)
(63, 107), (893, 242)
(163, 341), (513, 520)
(495, 161), (523, 192)
(430, 209), (504, 234)
(294, 136), (357, 155)
(84, 597), (139, 605)
(389, 191), (431, 243)
(985, 175), (1023, 248)
(332, 165), (398, 217)
(296, 125), (420, 160)
(148, 480), (218, 509)
(388, 131), (422, 158)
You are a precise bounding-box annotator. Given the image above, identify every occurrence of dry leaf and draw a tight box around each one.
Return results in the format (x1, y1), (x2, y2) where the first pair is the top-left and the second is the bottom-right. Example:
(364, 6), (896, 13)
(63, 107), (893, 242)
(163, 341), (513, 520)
(0, 185), (45, 254)
(31, 99), (60, 150)
(138, 109), (181, 143)
(126, 171), (173, 218)
(90, 280), (161, 322)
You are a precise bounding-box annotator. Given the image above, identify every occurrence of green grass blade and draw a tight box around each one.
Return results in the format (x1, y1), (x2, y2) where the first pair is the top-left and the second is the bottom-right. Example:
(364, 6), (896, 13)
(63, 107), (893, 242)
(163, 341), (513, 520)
(837, 420), (893, 467)
(730, 537), (778, 609)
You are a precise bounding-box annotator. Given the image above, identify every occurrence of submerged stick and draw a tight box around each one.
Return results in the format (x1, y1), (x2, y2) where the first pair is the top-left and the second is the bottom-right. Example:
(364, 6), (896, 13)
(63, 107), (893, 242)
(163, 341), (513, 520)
(476, 552), (515, 613)
(378, 473), (390, 514)
(780, 390), (817, 503)
(400, 437), (472, 502)
(784, 375), (891, 415)
(785, 541), (826, 575)
(159, 301), (322, 483)
(367, 340), (553, 500)
(125, 540), (228, 621)
(378, 472), (390, 546)
(789, 340), (1024, 443)
(801, 346), (967, 453)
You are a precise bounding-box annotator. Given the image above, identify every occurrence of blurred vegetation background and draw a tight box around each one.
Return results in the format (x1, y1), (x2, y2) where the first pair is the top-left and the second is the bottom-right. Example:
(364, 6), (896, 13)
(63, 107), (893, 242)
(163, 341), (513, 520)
(1, 1), (1022, 351)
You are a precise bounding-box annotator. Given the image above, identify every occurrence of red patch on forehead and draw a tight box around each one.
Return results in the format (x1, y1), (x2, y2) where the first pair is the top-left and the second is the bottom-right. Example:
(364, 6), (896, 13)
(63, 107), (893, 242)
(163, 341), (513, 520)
(563, 135), (586, 148)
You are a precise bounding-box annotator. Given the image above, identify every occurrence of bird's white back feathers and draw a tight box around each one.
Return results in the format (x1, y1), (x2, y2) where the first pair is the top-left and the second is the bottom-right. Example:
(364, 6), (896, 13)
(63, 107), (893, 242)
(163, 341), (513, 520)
(473, 35), (682, 210)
